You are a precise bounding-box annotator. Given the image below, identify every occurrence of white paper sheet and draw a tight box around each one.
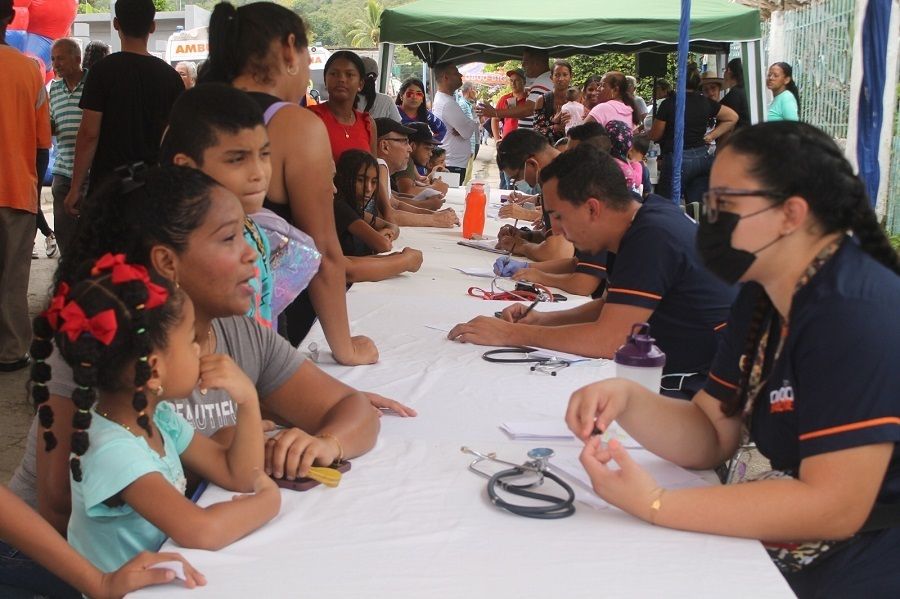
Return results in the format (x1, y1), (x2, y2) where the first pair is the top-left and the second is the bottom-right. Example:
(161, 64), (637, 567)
(456, 238), (507, 254)
(451, 266), (498, 278)
(500, 420), (574, 440)
(412, 187), (443, 201)
(550, 447), (711, 511)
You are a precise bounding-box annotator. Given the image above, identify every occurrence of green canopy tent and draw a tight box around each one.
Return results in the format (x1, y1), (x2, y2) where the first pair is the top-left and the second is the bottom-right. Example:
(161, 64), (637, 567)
(379, 0), (765, 122)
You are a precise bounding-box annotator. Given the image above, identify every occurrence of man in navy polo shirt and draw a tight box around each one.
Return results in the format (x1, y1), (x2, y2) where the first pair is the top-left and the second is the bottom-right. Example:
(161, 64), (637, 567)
(448, 144), (736, 395)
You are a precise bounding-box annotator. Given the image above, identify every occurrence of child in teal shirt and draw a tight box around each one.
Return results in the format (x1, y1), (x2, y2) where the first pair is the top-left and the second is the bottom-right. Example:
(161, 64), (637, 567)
(31, 245), (280, 571)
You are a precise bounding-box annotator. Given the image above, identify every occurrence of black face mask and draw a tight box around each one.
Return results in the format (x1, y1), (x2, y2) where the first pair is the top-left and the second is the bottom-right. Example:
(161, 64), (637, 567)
(696, 208), (783, 285)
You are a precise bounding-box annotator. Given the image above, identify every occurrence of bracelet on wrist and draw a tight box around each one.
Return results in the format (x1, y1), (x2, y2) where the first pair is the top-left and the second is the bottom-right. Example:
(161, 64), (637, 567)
(317, 433), (344, 463)
(649, 488), (665, 525)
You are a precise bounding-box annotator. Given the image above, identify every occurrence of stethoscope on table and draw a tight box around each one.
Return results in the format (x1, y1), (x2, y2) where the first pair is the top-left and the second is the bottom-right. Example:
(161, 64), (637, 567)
(461, 446), (576, 519)
(481, 346), (571, 375)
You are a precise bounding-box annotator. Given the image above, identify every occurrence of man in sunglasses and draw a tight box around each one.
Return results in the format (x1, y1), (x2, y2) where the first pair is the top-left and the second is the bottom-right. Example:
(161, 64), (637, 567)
(449, 144), (737, 398)
(373, 118), (458, 228)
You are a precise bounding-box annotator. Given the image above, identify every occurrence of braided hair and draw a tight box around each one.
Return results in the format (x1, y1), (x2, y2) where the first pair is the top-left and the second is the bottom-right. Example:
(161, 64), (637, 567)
(55, 165), (218, 290)
(31, 261), (182, 482)
(720, 121), (899, 416)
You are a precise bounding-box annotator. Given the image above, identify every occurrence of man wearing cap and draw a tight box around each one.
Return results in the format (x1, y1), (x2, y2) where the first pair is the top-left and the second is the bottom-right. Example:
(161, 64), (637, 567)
(492, 68), (527, 143)
(0, 0), (46, 371)
(358, 56), (402, 122)
(373, 117), (458, 228)
(392, 122), (450, 197)
(431, 63), (478, 180)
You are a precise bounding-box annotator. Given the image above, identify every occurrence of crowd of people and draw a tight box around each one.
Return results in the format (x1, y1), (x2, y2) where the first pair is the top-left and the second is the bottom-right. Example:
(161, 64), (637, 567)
(0, 0), (897, 597)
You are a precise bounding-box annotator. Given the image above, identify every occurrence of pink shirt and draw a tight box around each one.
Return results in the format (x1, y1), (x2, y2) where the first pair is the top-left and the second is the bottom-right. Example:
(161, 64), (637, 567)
(587, 99), (634, 129)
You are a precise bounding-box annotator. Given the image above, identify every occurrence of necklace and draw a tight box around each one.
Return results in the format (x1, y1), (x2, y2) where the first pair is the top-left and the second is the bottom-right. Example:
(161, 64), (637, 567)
(329, 106), (354, 139)
(98, 408), (132, 432)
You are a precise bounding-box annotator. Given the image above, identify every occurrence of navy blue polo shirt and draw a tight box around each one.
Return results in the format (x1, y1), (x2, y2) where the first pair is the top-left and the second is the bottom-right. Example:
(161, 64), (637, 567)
(573, 249), (610, 299)
(605, 195), (736, 375)
(705, 240), (900, 594)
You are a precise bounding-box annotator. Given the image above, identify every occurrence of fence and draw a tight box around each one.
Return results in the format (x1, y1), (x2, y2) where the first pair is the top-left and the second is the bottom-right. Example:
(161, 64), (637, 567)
(761, 0), (900, 232)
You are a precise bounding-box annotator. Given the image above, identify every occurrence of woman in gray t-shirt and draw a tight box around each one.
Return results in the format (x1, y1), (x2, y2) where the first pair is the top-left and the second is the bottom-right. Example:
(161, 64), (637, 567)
(8, 166), (393, 534)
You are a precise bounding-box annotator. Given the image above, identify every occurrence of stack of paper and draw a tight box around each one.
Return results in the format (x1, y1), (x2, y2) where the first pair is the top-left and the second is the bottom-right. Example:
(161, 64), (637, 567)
(500, 420), (575, 440)
(457, 239), (507, 254)
(549, 448), (710, 511)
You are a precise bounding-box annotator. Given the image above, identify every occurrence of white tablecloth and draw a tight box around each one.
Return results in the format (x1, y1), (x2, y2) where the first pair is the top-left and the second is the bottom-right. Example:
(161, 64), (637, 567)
(133, 189), (792, 598)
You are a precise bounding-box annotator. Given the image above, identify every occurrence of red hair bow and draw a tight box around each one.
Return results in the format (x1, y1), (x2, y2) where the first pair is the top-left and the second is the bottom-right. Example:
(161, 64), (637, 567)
(91, 253), (127, 276)
(58, 302), (118, 345)
(91, 253), (169, 309)
(44, 282), (71, 330)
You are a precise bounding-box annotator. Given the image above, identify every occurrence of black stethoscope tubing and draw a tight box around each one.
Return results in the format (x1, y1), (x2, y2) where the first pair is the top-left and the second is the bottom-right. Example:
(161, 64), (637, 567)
(487, 467), (576, 519)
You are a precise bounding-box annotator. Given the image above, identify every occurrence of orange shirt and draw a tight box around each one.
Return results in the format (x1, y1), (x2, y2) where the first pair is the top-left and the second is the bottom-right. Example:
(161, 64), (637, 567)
(0, 46), (45, 213)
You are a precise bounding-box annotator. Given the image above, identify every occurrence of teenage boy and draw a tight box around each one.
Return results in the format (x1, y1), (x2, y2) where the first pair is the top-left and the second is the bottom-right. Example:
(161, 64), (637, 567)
(65, 0), (183, 214)
(450, 145), (737, 397)
(161, 84), (275, 326)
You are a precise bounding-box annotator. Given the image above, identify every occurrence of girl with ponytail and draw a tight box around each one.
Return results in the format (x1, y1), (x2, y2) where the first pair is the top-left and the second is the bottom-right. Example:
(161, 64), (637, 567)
(34, 254), (280, 572)
(767, 62), (800, 121)
(564, 121), (900, 596)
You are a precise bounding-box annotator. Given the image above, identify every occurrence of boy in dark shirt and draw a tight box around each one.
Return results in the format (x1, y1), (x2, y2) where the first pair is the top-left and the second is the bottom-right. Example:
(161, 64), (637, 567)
(64, 0), (183, 213)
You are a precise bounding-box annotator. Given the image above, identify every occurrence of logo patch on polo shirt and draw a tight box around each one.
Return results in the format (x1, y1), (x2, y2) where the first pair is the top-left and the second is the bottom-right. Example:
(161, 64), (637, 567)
(769, 381), (795, 413)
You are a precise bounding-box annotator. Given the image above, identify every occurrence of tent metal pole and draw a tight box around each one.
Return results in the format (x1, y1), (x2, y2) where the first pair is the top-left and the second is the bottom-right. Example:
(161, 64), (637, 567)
(670, 0), (691, 205)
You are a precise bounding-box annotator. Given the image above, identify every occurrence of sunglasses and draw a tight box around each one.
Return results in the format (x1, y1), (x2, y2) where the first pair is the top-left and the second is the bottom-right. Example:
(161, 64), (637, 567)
(404, 90), (425, 98)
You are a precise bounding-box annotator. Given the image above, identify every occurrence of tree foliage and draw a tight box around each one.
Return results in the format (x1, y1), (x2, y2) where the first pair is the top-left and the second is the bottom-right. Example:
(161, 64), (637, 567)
(347, 0), (382, 48)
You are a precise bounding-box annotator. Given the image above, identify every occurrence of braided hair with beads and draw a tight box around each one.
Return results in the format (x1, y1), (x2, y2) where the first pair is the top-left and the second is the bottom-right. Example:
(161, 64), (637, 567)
(29, 254), (182, 482)
(719, 121), (899, 417)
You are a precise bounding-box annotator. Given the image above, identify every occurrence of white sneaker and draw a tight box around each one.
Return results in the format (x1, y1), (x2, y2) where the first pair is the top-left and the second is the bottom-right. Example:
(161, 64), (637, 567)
(32, 244), (39, 259)
(45, 233), (58, 258)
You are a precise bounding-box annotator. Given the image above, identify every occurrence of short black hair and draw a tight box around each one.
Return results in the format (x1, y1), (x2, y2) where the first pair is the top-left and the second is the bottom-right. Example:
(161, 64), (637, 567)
(567, 121), (611, 153)
(114, 0), (155, 39)
(539, 144), (632, 210)
(0, 0), (13, 22)
(496, 128), (550, 171)
(632, 134), (651, 156)
(160, 83), (265, 166)
(433, 63), (457, 80)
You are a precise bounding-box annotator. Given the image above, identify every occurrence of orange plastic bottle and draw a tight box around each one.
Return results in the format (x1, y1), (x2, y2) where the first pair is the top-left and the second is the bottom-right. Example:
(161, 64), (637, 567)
(462, 183), (487, 239)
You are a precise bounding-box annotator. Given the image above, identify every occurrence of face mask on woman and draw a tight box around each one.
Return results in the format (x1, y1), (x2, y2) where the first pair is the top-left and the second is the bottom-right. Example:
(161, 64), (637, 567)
(696, 204), (785, 284)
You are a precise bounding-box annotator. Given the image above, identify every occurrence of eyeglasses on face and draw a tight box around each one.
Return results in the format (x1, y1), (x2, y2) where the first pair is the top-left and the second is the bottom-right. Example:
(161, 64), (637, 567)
(404, 90), (424, 98)
(382, 137), (410, 145)
(702, 188), (786, 223)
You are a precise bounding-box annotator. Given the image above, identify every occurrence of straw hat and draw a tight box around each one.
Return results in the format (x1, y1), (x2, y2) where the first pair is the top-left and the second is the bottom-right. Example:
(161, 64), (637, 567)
(700, 70), (724, 89)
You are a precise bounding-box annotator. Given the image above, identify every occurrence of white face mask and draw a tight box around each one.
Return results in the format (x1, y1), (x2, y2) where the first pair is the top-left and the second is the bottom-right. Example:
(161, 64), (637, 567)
(514, 180), (534, 194)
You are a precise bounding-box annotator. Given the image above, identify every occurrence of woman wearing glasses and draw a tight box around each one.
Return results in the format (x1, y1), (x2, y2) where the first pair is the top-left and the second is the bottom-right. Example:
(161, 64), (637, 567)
(566, 121), (900, 597)
(395, 78), (447, 141)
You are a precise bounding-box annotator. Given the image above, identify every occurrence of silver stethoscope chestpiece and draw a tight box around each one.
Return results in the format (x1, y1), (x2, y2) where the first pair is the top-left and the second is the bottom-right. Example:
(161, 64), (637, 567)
(527, 447), (555, 471)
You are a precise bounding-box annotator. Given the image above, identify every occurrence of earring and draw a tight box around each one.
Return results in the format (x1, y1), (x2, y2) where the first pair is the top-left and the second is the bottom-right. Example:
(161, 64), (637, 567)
(154, 385), (164, 397)
(287, 63), (299, 76)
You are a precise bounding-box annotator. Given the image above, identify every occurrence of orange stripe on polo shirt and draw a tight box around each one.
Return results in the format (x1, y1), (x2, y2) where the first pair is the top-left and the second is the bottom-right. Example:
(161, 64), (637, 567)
(714, 322), (728, 332)
(576, 263), (607, 272)
(708, 372), (738, 390)
(799, 417), (900, 442)
(607, 287), (662, 301)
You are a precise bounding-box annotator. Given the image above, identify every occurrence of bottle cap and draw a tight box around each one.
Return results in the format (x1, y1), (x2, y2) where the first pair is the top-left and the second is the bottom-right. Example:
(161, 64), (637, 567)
(614, 323), (666, 367)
